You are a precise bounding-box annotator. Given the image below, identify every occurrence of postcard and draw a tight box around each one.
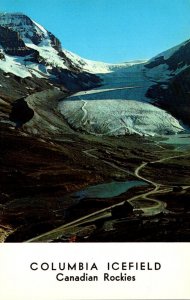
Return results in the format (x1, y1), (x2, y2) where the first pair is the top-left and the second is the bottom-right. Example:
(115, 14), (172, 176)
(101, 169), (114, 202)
(0, 0), (190, 299)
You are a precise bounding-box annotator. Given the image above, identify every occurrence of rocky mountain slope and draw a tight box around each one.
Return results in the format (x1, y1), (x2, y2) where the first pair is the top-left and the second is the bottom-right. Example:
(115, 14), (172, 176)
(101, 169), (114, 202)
(145, 39), (190, 126)
(0, 13), (100, 92)
(0, 12), (190, 137)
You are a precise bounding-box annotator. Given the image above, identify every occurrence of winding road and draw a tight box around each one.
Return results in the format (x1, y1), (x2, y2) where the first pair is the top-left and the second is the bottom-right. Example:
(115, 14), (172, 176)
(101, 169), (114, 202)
(26, 143), (189, 242)
(128, 152), (190, 215)
(25, 63), (190, 242)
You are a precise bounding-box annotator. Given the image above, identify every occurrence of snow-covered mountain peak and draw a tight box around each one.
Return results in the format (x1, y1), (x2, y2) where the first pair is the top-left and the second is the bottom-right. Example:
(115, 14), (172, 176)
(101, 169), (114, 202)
(0, 12), (61, 51)
(0, 12), (100, 91)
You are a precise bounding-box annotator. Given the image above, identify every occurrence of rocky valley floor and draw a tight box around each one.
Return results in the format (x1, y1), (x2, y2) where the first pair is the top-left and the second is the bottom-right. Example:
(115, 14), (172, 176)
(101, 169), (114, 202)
(1, 119), (190, 242)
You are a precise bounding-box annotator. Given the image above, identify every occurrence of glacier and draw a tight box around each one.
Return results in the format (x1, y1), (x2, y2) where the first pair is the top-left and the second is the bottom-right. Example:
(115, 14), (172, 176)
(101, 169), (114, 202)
(0, 12), (189, 136)
(59, 60), (185, 136)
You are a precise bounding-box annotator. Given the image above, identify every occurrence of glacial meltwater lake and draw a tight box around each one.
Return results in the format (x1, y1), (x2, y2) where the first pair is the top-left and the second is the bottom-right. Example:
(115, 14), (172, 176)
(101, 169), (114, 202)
(72, 180), (147, 200)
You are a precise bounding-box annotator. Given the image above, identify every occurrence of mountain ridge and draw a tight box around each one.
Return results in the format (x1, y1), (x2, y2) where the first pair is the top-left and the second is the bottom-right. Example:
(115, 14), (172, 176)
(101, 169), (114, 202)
(0, 12), (100, 92)
(0, 12), (190, 136)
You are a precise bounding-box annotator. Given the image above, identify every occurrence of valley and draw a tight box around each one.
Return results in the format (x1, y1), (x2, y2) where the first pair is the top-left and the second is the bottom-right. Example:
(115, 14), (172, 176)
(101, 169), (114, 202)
(0, 12), (190, 243)
(1, 117), (190, 242)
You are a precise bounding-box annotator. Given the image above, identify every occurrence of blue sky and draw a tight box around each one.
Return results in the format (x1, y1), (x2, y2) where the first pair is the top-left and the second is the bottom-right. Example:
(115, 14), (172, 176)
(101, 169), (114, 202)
(1, 0), (190, 62)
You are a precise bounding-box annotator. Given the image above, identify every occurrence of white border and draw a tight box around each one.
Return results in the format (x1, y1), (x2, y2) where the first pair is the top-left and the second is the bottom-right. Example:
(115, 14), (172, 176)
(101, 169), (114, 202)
(0, 243), (189, 299)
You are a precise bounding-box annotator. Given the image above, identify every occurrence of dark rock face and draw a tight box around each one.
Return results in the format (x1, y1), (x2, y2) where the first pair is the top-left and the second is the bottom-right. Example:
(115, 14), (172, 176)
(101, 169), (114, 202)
(145, 40), (190, 127)
(146, 68), (190, 126)
(0, 13), (43, 45)
(0, 67), (54, 124)
(145, 56), (165, 69)
(0, 51), (5, 60)
(145, 39), (190, 72)
(48, 32), (62, 52)
(58, 51), (81, 72)
(9, 98), (34, 127)
(49, 68), (101, 91)
(167, 40), (190, 71)
(0, 25), (36, 56)
(24, 51), (48, 66)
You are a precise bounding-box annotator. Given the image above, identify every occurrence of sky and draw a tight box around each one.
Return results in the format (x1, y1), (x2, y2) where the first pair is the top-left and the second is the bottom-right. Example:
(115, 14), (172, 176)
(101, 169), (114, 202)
(1, 0), (190, 63)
